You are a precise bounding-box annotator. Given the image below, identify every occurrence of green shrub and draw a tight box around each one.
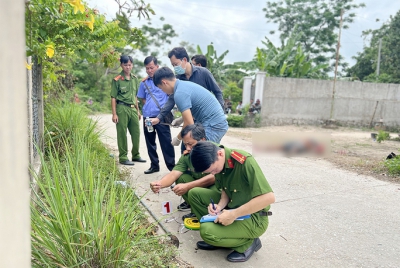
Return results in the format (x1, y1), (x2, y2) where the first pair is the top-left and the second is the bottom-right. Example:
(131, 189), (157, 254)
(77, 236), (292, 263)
(227, 115), (245, 127)
(377, 130), (390, 143)
(384, 156), (400, 176)
(32, 103), (177, 267)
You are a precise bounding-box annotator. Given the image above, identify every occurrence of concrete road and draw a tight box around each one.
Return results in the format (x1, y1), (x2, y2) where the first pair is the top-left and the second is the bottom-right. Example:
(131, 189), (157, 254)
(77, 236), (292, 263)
(94, 114), (400, 268)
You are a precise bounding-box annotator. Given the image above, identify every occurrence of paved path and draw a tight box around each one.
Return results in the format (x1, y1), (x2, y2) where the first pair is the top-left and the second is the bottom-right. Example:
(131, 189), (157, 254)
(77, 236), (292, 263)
(94, 114), (400, 268)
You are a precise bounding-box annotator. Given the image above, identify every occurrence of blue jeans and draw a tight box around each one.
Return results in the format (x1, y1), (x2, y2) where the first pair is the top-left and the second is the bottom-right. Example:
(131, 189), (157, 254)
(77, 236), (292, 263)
(204, 121), (228, 143)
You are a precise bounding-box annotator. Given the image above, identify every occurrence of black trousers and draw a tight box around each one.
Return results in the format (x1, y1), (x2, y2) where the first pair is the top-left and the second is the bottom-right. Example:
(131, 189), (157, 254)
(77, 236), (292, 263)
(143, 121), (175, 171)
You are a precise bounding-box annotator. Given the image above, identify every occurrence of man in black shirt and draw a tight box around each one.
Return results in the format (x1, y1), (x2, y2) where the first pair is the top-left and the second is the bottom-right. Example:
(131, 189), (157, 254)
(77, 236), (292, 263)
(149, 47), (224, 127)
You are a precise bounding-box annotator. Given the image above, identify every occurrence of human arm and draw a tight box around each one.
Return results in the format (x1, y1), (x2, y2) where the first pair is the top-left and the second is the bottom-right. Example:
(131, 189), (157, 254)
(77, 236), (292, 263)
(204, 70), (224, 109)
(150, 170), (183, 193)
(176, 109), (195, 140)
(208, 190), (229, 216)
(172, 174), (215, 196)
(111, 97), (118, 123)
(135, 96), (141, 120)
(155, 94), (175, 124)
(216, 192), (275, 226)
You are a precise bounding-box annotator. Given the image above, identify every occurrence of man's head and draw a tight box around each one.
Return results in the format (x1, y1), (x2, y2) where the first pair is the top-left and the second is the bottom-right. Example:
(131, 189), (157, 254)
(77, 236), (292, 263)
(191, 54), (207, 68)
(143, 56), (159, 78)
(181, 123), (206, 152)
(256, 99), (260, 104)
(168, 47), (190, 75)
(190, 141), (225, 174)
(153, 67), (176, 94)
(120, 55), (133, 75)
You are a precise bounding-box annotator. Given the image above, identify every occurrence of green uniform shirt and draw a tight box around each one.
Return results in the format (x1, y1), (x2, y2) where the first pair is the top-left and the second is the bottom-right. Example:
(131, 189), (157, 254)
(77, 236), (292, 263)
(110, 71), (139, 105)
(173, 154), (208, 180)
(215, 145), (273, 212)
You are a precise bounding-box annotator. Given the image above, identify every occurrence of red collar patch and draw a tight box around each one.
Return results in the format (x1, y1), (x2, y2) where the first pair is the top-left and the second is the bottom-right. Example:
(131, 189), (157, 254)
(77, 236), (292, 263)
(231, 151), (246, 164)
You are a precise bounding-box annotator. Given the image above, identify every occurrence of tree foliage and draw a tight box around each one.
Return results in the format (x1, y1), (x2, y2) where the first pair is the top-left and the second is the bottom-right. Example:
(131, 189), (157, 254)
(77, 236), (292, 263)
(238, 27), (328, 79)
(26, 0), (154, 97)
(263, 0), (365, 71)
(196, 43), (246, 88)
(347, 10), (400, 83)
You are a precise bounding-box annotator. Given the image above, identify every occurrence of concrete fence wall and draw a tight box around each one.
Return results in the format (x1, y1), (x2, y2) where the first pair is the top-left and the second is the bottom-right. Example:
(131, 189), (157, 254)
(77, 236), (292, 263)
(244, 76), (400, 129)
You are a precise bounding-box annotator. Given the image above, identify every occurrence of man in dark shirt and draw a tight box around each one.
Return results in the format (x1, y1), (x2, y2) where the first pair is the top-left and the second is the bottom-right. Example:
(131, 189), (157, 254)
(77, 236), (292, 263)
(149, 47), (224, 126)
(191, 54), (207, 68)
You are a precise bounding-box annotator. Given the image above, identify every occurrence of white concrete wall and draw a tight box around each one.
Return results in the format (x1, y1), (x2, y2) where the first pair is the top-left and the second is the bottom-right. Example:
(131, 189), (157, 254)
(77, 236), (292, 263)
(0, 1), (31, 267)
(254, 72), (266, 104)
(242, 77), (252, 105)
(260, 77), (400, 128)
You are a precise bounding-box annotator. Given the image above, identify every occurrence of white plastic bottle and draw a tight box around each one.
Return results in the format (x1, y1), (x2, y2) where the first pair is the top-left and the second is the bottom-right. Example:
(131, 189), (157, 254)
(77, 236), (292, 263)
(146, 117), (154, 132)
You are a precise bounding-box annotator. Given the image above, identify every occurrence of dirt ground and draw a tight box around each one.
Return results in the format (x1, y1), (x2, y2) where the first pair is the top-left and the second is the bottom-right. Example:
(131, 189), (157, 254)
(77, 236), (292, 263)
(226, 125), (400, 184)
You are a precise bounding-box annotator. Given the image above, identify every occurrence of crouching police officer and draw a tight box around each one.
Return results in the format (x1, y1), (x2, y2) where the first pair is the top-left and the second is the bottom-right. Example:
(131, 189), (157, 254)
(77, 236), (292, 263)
(188, 141), (275, 262)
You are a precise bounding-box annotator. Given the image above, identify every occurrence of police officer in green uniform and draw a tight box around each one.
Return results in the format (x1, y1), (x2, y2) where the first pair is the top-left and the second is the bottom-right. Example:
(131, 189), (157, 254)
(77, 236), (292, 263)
(111, 55), (146, 165)
(189, 141), (275, 262)
(149, 123), (220, 219)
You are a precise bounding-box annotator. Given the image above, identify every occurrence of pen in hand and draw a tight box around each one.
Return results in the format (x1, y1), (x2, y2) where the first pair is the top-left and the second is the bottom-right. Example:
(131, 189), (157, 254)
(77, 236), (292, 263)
(210, 198), (216, 214)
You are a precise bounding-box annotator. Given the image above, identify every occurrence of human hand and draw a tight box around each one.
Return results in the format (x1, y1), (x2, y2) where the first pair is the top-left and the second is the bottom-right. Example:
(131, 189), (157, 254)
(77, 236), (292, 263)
(171, 136), (181, 146)
(172, 183), (189, 196)
(171, 117), (183, 127)
(150, 181), (162, 193)
(215, 210), (235, 226)
(112, 114), (118, 124)
(151, 118), (160, 125)
(138, 114), (142, 121)
(208, 203), (222, 216)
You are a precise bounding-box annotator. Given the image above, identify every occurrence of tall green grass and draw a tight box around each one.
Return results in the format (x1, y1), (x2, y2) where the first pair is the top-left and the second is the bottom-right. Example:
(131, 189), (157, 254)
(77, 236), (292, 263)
(31, 101), (177, 267)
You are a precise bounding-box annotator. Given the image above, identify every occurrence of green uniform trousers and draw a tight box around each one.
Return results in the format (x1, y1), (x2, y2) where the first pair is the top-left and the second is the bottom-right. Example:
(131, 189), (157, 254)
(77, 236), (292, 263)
(177, 174), (221, 208)
(188, 187), (269, 253)
(116, 104), (141, 162)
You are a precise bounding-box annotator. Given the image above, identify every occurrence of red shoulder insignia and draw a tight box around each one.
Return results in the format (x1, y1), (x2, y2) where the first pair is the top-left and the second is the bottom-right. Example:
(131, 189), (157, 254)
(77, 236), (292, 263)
(227, 159), (234, 168)
(231, 151), (246, 164)
(114, 75), (122, 81)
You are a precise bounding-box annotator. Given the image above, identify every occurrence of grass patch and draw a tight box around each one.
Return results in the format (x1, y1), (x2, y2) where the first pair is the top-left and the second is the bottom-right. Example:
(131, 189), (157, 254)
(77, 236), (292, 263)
(377, 130), (390, 143)
(226, 114), (245, 127)
(384, 156), (400, 176)
(31, 101), (178, 267)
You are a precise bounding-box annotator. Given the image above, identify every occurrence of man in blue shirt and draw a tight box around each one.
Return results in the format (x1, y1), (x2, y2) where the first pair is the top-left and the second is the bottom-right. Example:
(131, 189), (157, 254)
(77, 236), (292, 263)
(137, 56), (175, 174)
(149, 47), (224, 137)
(153, 67), (228, 144)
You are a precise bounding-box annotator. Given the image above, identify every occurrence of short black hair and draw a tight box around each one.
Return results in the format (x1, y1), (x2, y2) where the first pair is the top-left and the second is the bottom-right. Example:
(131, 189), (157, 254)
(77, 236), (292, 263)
(153, 67), (175, 87)
(168, 47), (189, 61)
(190, 141), (220, 172)
(144, 56), (158, 66)
(120, 55), (133, 64)
(191, 54), (207, 68)
(181, 123), (206, 141)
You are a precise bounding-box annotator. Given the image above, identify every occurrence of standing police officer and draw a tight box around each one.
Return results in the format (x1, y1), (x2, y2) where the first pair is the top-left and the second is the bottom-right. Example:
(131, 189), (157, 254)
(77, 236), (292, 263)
(110, 55), (146, 165)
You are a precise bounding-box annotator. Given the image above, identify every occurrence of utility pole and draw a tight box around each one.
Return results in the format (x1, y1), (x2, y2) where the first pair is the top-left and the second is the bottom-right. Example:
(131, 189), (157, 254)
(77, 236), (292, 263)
(376, 38), (382, 76)
(330, 9), (344, 120)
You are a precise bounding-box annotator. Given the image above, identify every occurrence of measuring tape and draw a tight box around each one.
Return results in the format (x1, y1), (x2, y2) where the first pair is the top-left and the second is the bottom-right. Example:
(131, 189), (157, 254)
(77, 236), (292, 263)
(183, 217), (200, 230)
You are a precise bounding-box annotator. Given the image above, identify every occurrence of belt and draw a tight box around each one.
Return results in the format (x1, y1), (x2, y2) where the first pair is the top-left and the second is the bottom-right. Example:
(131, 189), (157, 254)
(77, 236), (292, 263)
(117, 100), (135, 108)
(259, 211), (272, 216)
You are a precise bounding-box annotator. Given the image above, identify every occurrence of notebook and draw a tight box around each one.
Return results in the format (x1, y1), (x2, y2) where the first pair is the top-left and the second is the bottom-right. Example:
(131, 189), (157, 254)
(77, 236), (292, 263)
(200, 210), (250, 223)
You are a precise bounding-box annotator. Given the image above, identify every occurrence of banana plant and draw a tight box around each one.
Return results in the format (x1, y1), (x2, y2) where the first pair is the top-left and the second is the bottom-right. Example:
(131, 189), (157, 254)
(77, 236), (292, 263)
(241, 25), (328, 79)
(196, 43), (246, 88)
